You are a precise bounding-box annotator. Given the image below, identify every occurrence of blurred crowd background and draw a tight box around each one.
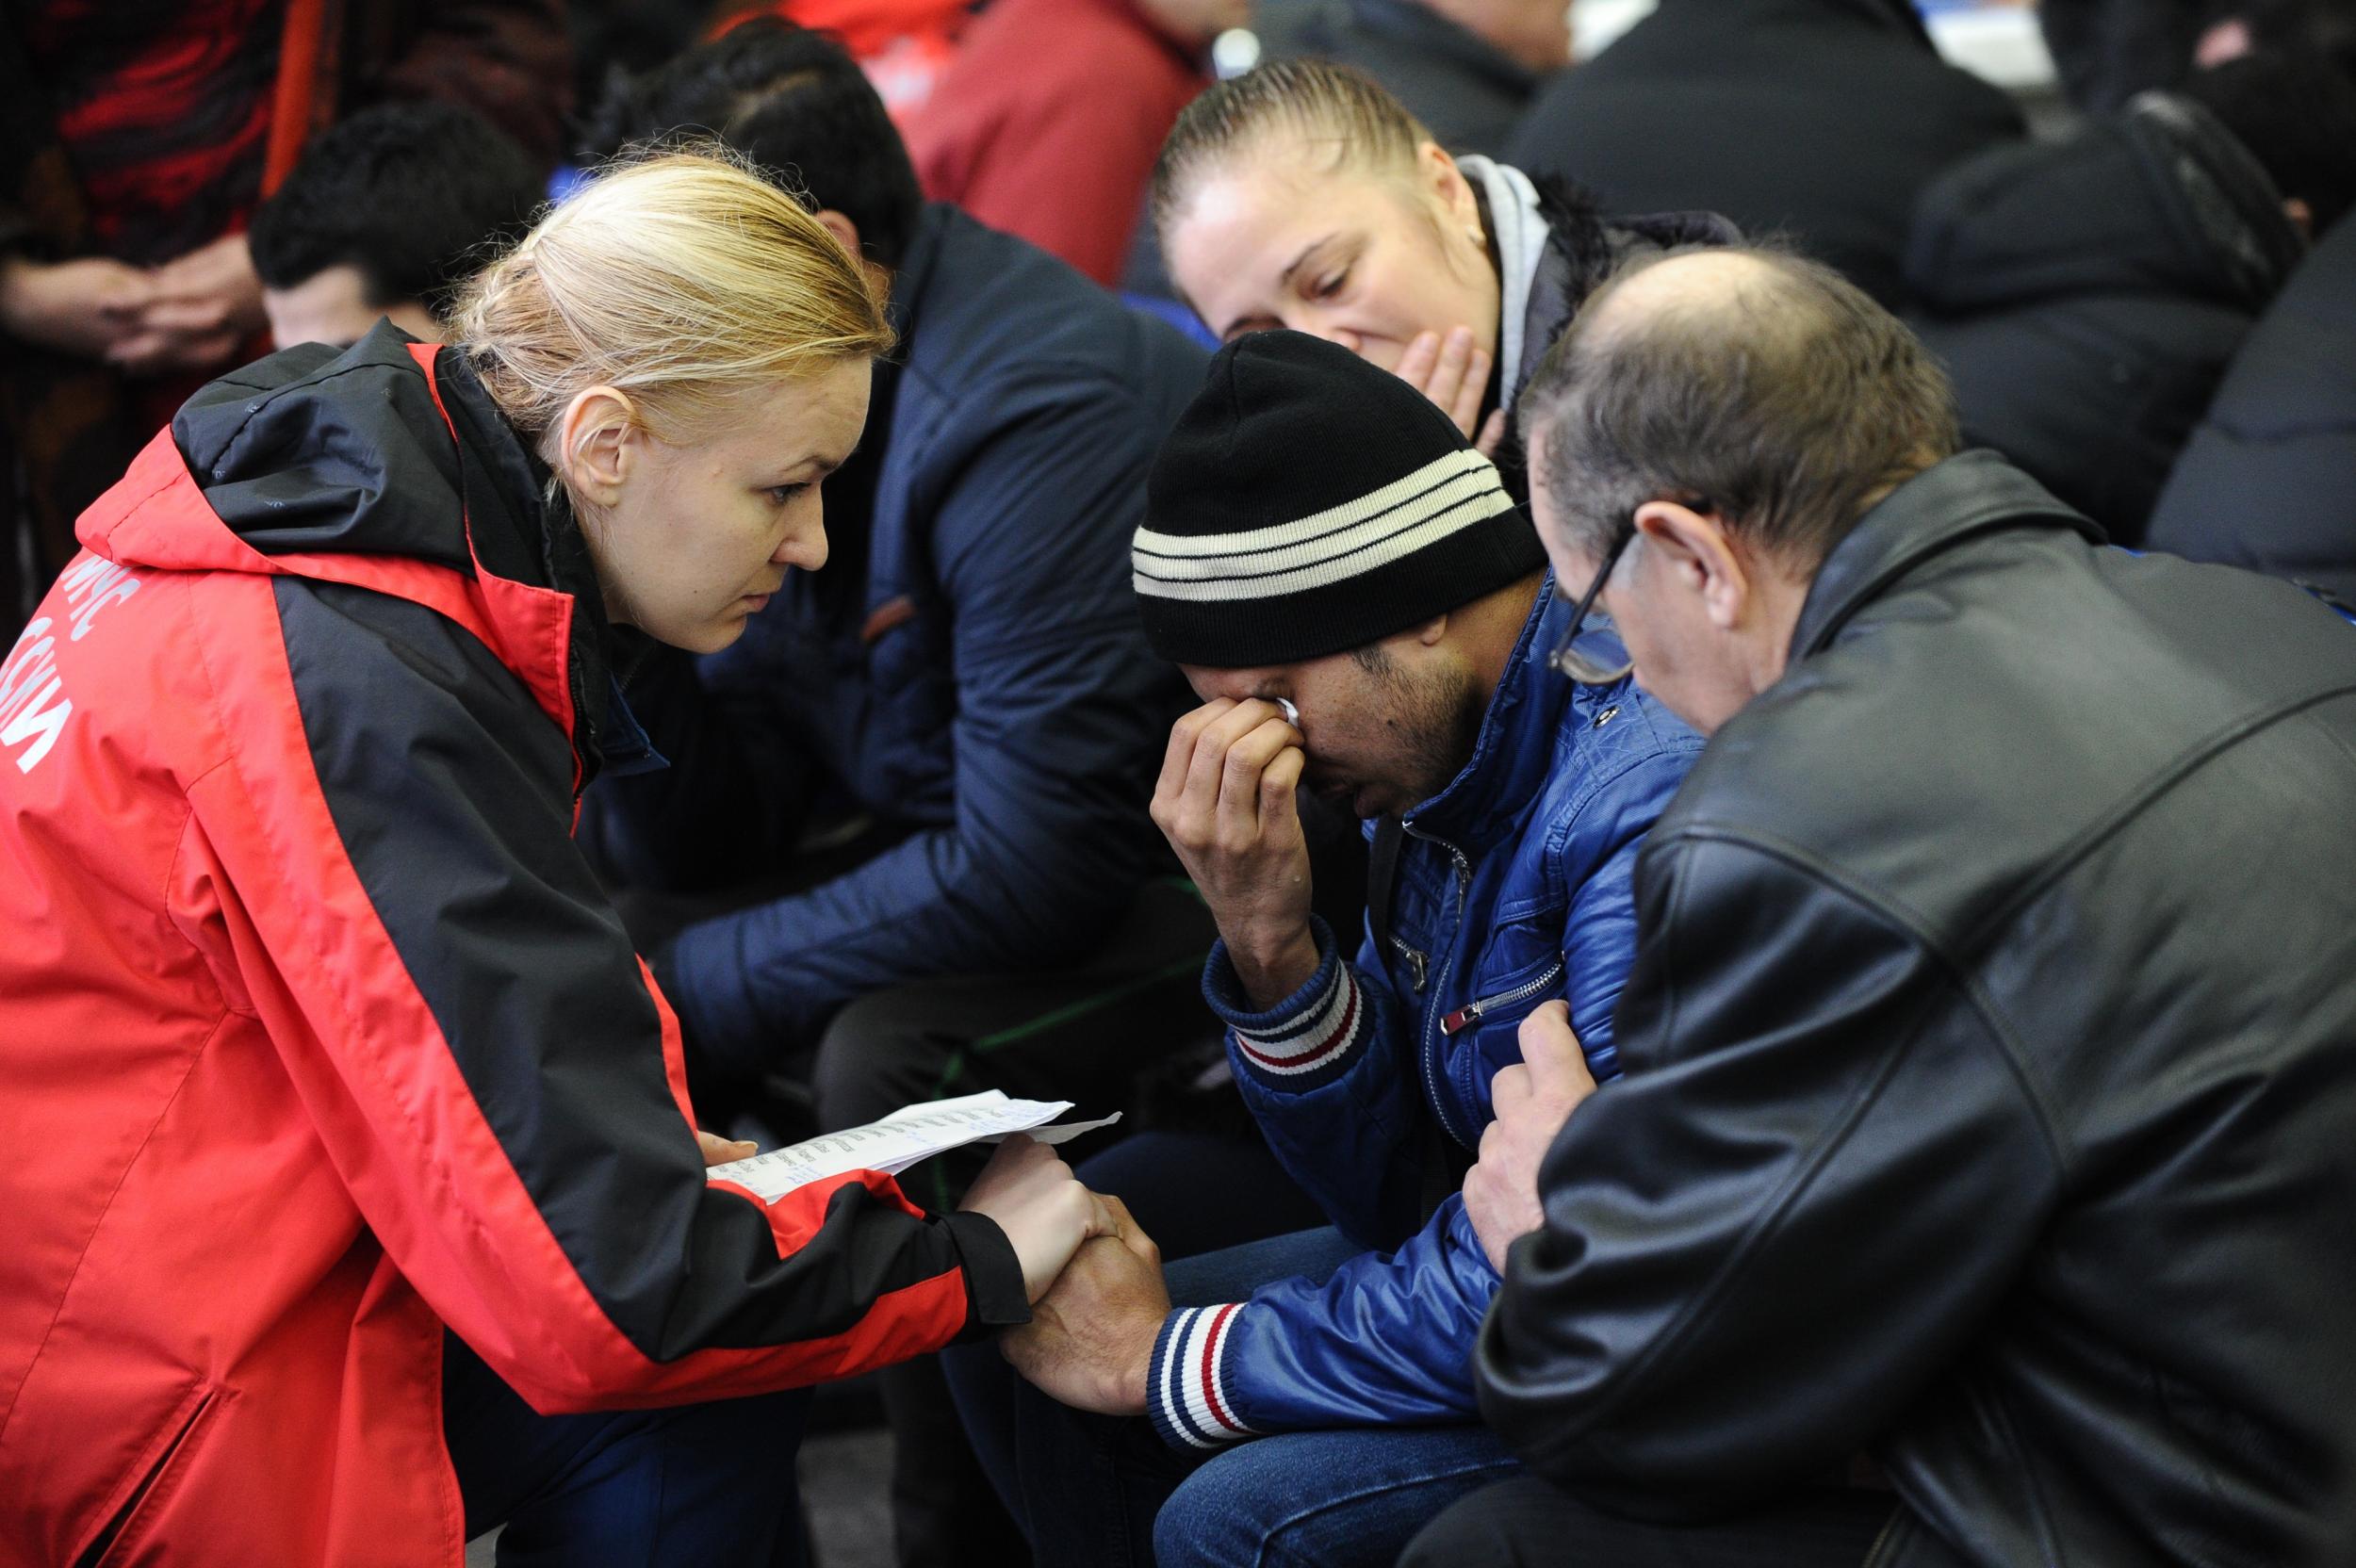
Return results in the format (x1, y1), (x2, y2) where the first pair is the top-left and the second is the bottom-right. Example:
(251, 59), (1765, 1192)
(8, 0), (2355, 633)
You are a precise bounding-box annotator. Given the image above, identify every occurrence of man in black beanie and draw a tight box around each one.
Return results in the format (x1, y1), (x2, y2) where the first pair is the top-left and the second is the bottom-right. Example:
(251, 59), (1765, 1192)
(941, 332), (1703, 1568)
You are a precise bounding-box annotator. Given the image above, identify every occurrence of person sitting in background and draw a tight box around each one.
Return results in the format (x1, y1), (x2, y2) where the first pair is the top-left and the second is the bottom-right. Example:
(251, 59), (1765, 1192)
(1905, 51), (2356, 545)
(899, 0), (1244, 286)
(1413, 244), (2356, 1568)
(1252, 0), (1567, 159)
(249, 101), (545, 350)
(1150, 59), (1733, 498)
(2037, 0), (2356, 114)
(1503, 0), (2023, 310)
(2147, 204), (2356, 601)
(0, 149), (1102, 1568)
(583, 22), (1219, 1563)
(947, 331), (1700, 1568)
(0, 0), (568, 629)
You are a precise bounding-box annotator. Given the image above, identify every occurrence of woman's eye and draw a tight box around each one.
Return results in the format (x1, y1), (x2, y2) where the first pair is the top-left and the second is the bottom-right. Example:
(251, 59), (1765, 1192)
(1313, 268), (1349, 300)
(766, 482), (810, 506)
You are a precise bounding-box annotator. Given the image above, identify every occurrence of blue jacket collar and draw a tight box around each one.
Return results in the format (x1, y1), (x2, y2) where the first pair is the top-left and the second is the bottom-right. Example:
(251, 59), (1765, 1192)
(1404, 578), (1587, 852)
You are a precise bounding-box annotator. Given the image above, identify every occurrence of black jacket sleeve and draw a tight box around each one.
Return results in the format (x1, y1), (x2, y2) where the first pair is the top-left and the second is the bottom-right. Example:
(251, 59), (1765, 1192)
(1475, 832), (2064, 1517)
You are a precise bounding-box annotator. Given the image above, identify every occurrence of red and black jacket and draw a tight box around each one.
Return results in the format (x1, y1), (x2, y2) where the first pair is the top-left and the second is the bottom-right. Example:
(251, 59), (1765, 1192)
(0, 325), (1024, 1566)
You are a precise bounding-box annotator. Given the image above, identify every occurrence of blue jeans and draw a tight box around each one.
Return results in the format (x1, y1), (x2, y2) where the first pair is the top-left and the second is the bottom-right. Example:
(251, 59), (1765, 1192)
(944, 1226), (1521, 1568)
(443, 1334), (809, 1567)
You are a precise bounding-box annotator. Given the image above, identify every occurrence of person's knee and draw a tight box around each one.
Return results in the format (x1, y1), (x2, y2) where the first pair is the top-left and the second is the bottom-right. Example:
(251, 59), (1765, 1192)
(809, 988), (954, 1130)
(1398, 1478), (1542, 1568)
(1151, 1448), (1296, 1568)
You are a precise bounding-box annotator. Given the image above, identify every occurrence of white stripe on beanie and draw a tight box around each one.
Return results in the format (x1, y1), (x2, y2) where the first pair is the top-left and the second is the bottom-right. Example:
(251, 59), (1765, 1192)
(1133, 449), (1513, 603)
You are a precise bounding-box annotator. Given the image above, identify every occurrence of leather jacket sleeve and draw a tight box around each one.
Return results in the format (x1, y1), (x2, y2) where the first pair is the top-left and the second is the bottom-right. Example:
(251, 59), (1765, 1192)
(1475, 832), (2063, 1516)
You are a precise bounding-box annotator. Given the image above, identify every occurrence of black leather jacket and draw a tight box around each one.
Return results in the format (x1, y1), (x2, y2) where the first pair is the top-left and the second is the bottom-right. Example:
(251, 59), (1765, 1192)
(1475, 451), (2356, 1568)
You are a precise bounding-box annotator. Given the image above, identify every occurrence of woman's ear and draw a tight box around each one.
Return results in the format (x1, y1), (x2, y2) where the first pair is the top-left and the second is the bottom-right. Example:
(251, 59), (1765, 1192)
(553, 385), (640, 511)
(1421, 141), (1479, 233)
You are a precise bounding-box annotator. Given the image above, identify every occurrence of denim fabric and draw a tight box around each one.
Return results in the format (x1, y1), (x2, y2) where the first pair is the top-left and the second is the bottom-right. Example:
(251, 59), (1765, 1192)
(444, 1334), (809, 1567)
(1153, 1424), (1518, 1568)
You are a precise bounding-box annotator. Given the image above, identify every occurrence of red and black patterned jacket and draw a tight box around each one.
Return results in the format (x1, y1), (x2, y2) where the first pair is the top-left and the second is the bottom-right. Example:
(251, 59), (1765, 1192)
(1, 0), (572, 621)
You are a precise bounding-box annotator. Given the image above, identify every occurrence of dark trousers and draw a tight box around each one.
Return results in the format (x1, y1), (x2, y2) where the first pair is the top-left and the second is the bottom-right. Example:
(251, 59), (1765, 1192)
(1399, 1477), (1896, 1568)
(803, 879), (1266, 1568)
(443, 1334), (809, 1567)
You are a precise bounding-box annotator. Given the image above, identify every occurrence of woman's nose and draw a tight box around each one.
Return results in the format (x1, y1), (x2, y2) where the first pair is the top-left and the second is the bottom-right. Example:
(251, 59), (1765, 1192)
(1298, 319), (1366, 358)
(776, 518), (828, 573)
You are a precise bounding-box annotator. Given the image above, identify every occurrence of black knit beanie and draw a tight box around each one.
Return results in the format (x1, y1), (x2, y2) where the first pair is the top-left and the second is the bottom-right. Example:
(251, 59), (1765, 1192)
(1134, 331), (1549, 668)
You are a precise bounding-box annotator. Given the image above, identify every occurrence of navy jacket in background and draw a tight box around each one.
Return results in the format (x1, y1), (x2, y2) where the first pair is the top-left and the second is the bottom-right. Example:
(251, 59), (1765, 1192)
(1905, 93), (2304, 546)
(588, 205), (1206, 1070)
(2147, 213), (2356, 603)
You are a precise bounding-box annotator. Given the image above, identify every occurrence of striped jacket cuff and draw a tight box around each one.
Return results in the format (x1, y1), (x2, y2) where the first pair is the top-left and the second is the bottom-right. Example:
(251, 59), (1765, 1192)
(1206, 922), (1366, 1089)
(1147, 1304), (1257, 1450)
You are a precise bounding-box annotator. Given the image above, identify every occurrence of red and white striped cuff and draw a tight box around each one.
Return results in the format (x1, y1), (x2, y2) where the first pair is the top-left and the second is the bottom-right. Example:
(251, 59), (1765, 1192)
(1147, 1303), (1256, 1450)
(1229, 966), (1365, 1080)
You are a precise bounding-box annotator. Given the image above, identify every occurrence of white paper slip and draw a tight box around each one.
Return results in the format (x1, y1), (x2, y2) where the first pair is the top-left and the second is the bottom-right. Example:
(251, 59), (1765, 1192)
(705, 1090), (1122, 1204)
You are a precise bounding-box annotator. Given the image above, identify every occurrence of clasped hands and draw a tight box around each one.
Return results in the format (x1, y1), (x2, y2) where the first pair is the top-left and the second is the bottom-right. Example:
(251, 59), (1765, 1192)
(965, 1137), (1169, 1416)
(959, 1001), (1605, 1422)
(0, 234), (265, 374)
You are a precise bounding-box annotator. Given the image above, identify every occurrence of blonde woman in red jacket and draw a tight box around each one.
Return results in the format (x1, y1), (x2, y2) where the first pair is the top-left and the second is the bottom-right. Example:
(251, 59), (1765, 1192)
(0, 150), (1101, 1567)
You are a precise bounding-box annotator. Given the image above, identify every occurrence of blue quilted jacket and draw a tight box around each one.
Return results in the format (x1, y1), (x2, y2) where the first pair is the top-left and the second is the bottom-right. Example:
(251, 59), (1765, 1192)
(1146, 584), (1702, 1448)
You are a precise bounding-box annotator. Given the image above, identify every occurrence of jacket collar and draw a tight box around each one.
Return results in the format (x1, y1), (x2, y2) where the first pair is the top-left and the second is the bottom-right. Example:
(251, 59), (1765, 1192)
(1407, 578), (1580, 851)
(429, 345), (628, 779)
(1792, 449), (2103, 662)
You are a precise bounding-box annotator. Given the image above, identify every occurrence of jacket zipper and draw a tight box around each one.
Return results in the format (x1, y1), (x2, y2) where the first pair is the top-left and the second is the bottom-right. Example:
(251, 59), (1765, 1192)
(1389, 936), (1430, 993)
(1404, 819), (1476, 1150)
(1860, 1508), (1905, 1568)
(1440, 959), (1566, 1037)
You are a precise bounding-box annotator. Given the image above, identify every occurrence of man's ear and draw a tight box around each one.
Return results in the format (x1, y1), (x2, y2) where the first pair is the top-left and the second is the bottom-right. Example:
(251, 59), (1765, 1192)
(1633, 500), (1750, 630)
(552, 385), (641, 510)
(815, 208), (864, 262)
(1411, 610), (1450, 648)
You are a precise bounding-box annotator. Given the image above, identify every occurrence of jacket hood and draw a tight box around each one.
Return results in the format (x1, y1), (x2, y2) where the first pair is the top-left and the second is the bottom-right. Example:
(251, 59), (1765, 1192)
(1906, 92), (2304, 315)
(78, 321), (619, 772)
(84, 324), (568, 596)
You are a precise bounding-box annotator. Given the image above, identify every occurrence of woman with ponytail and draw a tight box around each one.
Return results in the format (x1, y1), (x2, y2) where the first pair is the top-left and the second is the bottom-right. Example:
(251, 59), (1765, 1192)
(0, 150), (1103, 1567)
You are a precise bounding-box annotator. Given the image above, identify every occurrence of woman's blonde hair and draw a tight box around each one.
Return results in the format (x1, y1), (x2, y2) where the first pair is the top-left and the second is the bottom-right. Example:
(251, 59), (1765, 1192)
(449, 146), (892, 457)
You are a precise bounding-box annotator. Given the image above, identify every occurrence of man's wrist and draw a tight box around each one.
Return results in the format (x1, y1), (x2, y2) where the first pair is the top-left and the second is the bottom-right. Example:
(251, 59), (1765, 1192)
(1119, 1322), (1157, 1413)
(1228, 923), (1322, 1011)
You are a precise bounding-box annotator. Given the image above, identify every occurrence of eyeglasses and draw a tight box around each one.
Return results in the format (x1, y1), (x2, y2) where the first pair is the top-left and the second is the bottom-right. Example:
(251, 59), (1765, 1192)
(1546, 520), (1637, 685)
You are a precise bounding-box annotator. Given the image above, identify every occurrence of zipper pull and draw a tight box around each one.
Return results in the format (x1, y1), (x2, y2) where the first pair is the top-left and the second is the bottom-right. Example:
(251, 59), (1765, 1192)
(1441, 1001), (1481, 1036)
(1392, 939), (1430, 993)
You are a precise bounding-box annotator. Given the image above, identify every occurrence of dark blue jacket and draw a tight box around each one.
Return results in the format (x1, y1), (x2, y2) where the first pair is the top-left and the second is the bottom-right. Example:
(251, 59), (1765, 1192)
(589, 206), (1205, 1068)
(1144, 585), (1703, 1447)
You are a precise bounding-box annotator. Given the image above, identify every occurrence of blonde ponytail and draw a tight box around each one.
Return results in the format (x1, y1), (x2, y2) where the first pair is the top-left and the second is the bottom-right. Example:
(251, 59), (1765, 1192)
(450, 146), (892, 453)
